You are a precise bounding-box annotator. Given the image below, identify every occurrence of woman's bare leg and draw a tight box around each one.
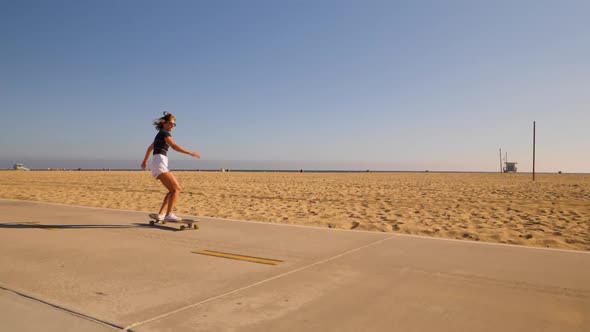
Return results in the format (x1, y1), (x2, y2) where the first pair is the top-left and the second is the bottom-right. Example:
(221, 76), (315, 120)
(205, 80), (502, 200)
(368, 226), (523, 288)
(158, 192), (171, 215)
(157, 172), (182, 215)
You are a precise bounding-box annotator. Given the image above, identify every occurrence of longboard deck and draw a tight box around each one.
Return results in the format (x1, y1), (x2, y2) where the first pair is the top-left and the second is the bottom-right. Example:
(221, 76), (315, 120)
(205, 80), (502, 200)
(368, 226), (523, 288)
(148, 213), (199, 231)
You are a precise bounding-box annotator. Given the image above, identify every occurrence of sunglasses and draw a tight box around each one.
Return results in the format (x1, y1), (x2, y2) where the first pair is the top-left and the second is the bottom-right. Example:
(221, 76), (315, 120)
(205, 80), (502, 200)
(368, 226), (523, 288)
(169, 122), (177, 127)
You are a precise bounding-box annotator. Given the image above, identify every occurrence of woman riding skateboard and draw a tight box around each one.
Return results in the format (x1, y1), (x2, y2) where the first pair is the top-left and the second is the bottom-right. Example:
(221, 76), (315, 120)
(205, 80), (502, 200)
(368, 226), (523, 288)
(141, 111), (201, 221)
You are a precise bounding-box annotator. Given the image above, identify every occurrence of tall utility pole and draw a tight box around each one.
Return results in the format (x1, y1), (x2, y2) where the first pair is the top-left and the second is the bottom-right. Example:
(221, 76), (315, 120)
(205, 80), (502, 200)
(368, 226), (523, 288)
(533, 121), (536, 181)
(499, 148), (503, 173)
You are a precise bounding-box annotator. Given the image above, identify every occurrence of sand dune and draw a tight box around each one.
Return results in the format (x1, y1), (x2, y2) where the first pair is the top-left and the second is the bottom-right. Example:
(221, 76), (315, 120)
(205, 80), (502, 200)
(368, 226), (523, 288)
(1, 171), (588, 251)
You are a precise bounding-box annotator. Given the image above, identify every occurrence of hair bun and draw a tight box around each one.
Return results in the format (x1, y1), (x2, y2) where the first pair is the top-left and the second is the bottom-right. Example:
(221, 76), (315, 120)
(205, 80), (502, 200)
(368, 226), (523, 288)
(163, 111), (169, 116)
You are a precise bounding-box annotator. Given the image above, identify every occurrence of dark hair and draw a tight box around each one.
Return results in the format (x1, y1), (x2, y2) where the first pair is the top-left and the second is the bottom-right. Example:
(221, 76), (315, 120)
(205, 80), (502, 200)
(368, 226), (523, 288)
(153, 111), (176, 130)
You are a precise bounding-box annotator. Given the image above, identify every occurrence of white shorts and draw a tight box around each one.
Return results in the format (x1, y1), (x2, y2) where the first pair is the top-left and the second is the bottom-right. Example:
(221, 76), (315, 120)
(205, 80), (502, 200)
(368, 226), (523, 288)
(151, 154), (170, 179)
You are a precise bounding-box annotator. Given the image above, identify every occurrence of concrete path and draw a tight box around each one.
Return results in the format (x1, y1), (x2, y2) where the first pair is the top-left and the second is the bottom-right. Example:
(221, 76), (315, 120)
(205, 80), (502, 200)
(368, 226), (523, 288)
(1, 199), (588, 331)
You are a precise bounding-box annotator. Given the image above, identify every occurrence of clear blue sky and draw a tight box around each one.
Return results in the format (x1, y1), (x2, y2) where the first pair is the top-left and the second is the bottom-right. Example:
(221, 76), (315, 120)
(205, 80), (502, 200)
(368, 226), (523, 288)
(2, 0), (589, 172)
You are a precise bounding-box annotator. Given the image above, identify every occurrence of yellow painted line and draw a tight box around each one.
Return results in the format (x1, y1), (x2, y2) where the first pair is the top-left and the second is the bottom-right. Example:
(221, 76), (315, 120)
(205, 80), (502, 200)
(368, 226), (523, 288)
(17, 222), (56, 231)
(193, 250), (283, 265)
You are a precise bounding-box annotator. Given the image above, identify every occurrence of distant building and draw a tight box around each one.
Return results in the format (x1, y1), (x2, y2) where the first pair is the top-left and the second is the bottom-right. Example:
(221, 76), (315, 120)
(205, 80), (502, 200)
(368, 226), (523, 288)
(503, 161), (517, 173)
(12, 163), (31, 171)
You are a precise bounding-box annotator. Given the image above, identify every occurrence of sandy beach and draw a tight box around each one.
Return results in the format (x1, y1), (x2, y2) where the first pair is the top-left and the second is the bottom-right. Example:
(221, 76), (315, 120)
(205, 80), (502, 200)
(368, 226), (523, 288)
(1, 171), (588, 251)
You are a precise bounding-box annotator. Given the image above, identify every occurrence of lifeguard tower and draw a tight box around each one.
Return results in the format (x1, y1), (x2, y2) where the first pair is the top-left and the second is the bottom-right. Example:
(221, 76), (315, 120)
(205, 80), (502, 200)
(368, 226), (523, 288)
(503, 161), (517, 173)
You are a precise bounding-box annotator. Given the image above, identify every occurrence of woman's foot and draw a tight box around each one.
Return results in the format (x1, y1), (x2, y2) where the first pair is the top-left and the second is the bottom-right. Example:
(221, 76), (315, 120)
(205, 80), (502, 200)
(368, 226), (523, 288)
(149, 213), (165, 221)
(164, 214), (183, 222)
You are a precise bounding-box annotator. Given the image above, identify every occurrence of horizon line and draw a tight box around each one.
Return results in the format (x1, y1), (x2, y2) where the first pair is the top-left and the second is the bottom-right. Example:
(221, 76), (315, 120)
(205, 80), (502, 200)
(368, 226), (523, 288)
(2, 168), (586, 175)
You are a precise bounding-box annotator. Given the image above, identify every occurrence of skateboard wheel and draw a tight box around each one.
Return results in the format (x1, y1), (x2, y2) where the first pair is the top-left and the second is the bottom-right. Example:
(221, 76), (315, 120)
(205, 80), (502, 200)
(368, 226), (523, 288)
(180, 225), (186, 230)
(193, 224), (198, 229)
(149, 220), (155, 225)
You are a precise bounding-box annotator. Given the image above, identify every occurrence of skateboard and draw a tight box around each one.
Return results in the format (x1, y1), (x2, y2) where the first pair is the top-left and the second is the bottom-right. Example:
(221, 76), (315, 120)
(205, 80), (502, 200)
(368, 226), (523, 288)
(148, 213), (199, 231)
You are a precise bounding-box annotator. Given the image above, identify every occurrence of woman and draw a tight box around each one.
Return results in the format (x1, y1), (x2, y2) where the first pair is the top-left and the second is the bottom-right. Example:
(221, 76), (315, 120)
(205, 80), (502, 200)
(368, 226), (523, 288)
(141, 112), (201, 221)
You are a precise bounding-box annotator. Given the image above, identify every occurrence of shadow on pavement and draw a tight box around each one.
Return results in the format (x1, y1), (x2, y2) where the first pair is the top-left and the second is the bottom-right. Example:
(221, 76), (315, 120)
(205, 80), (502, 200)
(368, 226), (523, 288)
(0, 222), (141, 230)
